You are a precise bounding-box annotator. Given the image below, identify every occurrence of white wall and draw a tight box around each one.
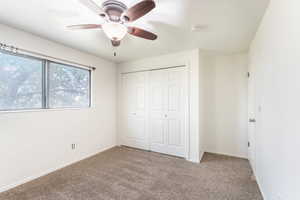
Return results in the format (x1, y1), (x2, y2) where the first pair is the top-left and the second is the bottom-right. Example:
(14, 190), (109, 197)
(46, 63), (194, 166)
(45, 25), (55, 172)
(249, 0), (300, 199)
(202, 53), (249, 158)
(0, 24), (117, 192)
(117, 50), (202, 163)
(117, 50), (249, 162)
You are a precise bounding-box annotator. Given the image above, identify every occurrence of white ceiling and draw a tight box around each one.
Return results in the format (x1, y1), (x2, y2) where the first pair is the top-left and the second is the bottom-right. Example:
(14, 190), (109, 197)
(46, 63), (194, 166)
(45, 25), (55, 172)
(0, 0), (269, 63)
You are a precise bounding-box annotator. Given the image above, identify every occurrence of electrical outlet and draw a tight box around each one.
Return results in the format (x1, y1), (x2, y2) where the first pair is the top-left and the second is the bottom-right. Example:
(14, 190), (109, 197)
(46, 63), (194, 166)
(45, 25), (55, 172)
(71, 143), (76, 150)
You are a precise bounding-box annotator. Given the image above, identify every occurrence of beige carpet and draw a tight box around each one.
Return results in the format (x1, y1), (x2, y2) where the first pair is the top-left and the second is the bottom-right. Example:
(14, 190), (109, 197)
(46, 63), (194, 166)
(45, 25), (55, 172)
(0, 147), (262, 200)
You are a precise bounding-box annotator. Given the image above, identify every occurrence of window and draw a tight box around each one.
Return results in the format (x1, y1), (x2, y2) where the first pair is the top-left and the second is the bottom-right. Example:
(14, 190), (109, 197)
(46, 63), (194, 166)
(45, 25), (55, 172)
(49, 62), (90, 108)
(0, 51), (91, 111)
(0, 52), (43, 111)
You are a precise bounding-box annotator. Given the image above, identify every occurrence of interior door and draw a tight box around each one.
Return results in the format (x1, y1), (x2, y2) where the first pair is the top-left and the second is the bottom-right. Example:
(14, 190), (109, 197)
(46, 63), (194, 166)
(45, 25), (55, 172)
(149, 67), (186, 157)
(121, 72), (148, 150)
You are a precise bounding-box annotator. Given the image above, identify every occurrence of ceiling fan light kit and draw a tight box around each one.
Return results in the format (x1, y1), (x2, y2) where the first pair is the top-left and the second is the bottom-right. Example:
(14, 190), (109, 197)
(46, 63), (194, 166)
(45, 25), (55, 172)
(102, 22), (127, 41)
(68, 0), (158, 47)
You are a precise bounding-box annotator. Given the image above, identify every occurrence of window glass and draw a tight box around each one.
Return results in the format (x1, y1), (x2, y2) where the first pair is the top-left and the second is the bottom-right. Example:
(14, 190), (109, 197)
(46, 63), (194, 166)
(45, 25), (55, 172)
(49, 62), (90, 108)
(0, 52), (43, 111)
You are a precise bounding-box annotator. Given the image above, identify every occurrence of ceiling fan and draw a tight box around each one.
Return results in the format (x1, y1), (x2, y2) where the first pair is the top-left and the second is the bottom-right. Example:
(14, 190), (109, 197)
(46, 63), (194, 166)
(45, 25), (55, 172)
(67, 0), (158, 47)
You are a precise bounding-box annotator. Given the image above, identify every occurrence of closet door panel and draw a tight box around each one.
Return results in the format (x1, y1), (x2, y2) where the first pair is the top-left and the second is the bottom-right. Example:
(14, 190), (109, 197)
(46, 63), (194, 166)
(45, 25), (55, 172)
(127, 117), (146, 140)
(165, 68), (186, 157)
(121, 72), (148, 150)
(149, 67), (187, 157)
(167, 119), (181, 146)
(149, 118), (165, 144)
(149, 70), (167, 153)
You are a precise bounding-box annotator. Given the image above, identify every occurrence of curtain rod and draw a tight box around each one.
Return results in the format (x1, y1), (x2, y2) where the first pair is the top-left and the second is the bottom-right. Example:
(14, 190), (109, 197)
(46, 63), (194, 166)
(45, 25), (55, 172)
(0, 42), (96, 71)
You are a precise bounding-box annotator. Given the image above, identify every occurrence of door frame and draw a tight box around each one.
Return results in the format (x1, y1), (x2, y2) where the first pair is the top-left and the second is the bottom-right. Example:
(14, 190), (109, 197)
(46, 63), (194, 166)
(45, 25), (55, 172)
(248, 69), (257, 174)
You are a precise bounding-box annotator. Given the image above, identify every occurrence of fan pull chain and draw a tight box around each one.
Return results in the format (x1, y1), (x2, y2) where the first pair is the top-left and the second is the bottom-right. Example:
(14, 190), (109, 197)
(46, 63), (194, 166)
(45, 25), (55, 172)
(112, 44), (117, 57)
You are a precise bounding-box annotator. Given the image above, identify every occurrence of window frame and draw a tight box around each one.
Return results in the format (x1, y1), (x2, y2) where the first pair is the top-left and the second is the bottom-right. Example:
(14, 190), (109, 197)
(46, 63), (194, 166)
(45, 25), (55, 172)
(0, 50), (92, 112)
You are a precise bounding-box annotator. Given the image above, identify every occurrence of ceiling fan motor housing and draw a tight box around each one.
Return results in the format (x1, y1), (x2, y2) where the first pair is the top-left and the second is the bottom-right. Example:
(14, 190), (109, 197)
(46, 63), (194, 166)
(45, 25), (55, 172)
(102, 0), (128, 22)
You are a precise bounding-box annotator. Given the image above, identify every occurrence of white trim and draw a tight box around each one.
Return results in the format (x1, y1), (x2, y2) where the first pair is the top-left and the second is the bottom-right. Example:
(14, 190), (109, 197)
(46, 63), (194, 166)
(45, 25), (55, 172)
(0, 107), (92, 115)
(254, 172), (267, 200)
(0, 145), (116, 193)
(185, 62), (191, 161)
(204, 150), (248, 159)
(178, 64), (190, 161)
(199, 151), (204, 162)
(146, 71), (150, 151)
(188, 157), (200, 163)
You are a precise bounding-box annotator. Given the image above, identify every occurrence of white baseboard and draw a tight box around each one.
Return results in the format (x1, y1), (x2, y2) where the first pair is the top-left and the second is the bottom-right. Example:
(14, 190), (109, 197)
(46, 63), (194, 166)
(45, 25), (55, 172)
(253, 171), (267, 200)
(199, 151), (205, 163)
(187, 153), (201, 163)
(187, 158), (199, 163)
(204, 150), (248, 159)
(0, 145), (116, 193)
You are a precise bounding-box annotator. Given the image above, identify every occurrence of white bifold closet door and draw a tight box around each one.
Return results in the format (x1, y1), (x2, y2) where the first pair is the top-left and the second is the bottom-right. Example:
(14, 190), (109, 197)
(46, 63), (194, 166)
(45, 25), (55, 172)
(121, 72), (149, 150)
(121, 67), (187, 158)
(149, 67), (187, 157)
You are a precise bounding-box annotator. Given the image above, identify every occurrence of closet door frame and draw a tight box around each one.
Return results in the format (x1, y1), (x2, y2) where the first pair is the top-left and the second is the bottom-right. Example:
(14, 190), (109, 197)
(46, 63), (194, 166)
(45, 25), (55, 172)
(119, 65), (190, 161)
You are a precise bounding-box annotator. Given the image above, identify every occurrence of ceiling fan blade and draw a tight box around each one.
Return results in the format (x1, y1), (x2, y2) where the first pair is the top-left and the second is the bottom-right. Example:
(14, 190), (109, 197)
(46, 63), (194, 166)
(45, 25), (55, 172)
(67, 24), (102, 30)
(111, 40), (121, 47)
(79, 0), (103, 14)
(128, 27), (157, 40)
(124, 0), (155, 22)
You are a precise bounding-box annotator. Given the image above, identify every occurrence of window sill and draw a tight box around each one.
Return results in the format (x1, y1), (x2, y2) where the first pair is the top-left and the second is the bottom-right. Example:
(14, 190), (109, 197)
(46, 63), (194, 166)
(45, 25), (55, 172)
(0, 107), (92, 114)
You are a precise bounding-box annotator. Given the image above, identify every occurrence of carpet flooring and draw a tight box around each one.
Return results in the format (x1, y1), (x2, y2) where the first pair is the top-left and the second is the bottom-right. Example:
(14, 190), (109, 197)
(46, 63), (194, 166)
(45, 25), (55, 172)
(0, 147), (263, 200)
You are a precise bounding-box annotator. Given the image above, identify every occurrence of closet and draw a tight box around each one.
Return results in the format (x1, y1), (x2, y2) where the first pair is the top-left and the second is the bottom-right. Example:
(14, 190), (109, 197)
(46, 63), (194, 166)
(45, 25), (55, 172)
(120, 66), (188, 158)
